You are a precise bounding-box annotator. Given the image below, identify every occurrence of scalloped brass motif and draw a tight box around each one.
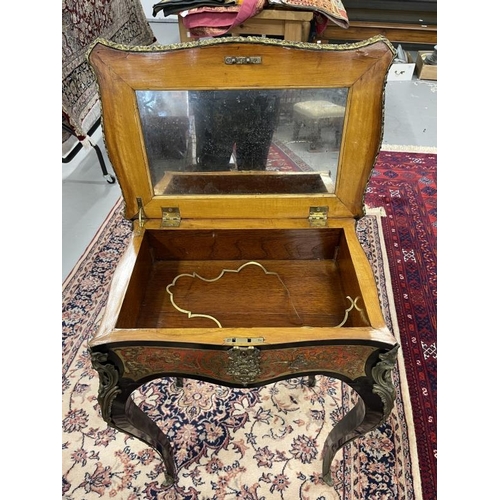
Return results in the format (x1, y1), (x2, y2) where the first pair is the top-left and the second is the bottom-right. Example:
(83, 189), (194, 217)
(166, 261), (302, 328)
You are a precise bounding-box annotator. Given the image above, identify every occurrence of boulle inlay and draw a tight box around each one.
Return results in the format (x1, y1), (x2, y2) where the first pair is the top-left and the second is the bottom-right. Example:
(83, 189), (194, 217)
(113, 344), (379, 383)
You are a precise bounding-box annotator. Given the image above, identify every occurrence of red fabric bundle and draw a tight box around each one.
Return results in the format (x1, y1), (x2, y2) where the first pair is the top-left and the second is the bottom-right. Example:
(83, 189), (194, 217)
(182, 0), (267, 38)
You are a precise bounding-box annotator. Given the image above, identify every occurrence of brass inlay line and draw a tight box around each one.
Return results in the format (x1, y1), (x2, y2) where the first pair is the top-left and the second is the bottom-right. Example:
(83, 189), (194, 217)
(165, 261), (301, 328)
(336, 296), (364, 328)
(166, 261), (366, 329)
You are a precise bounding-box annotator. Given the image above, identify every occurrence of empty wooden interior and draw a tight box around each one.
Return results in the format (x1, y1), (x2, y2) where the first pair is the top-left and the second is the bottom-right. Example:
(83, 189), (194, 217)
(116, 226), (370, 330)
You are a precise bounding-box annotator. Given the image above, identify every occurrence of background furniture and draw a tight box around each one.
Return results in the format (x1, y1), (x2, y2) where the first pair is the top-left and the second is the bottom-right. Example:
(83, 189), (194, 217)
(292, 101), (346, 150)
(62, 119), (116, 184)
(316, 0), (437, 45)
(318, 20), (436, 45)
(178, 8), (314, 42)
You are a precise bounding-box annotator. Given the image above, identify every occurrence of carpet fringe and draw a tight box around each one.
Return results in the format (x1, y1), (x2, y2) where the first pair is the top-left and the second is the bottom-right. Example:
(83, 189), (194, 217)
(364, 206), (386, 217)
(372, 210), (424, 500)
(381, 144), (437, 154)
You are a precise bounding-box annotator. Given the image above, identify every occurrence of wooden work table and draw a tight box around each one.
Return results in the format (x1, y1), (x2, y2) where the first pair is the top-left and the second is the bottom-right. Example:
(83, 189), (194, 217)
(87, 37), (400, 488)
(178, 7), (436, 46)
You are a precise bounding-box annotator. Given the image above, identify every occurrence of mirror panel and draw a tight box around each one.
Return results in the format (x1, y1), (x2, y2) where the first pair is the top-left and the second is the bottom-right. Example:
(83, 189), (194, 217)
(136, 88), (348, 195)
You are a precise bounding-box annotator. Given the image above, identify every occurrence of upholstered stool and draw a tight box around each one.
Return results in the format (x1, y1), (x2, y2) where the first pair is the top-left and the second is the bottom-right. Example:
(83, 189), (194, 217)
(292, 101), (345, 150)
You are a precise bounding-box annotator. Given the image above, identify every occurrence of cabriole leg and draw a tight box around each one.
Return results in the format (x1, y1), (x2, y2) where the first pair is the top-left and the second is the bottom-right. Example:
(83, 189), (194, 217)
(321, 396), (382, 485)
(91, 351), (177, 486)
(321, 346), (399, 486)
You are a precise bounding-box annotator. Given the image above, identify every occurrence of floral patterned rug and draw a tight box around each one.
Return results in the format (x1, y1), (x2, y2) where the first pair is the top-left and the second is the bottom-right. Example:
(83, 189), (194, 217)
(62, 195), (421, 498)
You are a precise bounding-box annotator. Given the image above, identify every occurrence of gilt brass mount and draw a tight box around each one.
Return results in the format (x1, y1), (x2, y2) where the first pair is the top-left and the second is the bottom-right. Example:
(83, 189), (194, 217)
(225, 56), (262, 65)
(226, 346), (261, 385)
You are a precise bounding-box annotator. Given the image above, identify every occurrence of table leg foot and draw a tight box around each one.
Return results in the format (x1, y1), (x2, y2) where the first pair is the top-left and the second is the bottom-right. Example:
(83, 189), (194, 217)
(321, 346), (398, 485)
(120, 397), (177, 484)
(310, 125), (322, 150)
(323, 471), (334, 487)
(321, 398), (370, 484)
(162, 473), (175, 487)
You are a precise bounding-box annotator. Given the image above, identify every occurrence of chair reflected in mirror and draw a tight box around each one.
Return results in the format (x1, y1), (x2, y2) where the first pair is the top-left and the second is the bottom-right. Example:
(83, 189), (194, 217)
(292, 100), (346, 150)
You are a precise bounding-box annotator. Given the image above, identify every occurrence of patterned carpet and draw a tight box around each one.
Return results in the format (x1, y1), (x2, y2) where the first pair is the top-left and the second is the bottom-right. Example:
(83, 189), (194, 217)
(62, 166), (424, 498)
(266, 140), (312, 172)
(62, 0), (155, 139)
(365, 148), (437, 500)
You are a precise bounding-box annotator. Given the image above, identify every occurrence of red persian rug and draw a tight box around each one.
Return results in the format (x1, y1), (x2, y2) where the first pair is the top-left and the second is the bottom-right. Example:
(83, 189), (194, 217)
(365, 148), (437, 500)
(267, 141), (311, 172)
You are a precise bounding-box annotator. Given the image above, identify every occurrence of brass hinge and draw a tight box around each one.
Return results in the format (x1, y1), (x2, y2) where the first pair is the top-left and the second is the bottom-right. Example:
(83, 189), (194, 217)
(309, 206), (329, 226)
(161, 207), (181, 227)
(137, 197), (146, 227)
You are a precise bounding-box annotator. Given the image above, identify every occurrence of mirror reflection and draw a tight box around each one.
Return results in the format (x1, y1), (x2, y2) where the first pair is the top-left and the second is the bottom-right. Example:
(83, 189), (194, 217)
(136, 88), (348, 195)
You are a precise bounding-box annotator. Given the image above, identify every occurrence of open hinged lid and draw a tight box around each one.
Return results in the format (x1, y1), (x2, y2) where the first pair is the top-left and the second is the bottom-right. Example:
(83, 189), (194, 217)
(88, 36), (395, 222)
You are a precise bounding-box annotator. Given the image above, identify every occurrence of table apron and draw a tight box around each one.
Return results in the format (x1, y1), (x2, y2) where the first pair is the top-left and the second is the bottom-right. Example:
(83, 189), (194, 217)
(110, 343), (380, 386)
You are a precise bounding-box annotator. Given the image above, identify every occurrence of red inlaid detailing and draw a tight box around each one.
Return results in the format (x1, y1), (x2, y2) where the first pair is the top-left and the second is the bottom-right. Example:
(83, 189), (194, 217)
(113, 344), (377, 383)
